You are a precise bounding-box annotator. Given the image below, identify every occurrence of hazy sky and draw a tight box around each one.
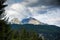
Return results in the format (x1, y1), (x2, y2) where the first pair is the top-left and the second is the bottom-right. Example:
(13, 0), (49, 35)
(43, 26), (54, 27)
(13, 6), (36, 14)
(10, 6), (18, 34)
(4, 0), (60, 27)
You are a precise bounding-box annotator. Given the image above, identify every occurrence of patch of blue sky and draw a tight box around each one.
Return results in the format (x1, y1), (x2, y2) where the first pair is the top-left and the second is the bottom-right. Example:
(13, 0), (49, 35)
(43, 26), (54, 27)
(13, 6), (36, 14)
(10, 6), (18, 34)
(6, 0), (23, 4)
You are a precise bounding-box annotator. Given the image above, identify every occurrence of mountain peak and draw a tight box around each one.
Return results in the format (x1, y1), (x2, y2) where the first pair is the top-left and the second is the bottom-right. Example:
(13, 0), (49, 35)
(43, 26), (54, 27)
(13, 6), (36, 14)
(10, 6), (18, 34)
(11, 18), (20, 24)
(21, 17), (45, 25)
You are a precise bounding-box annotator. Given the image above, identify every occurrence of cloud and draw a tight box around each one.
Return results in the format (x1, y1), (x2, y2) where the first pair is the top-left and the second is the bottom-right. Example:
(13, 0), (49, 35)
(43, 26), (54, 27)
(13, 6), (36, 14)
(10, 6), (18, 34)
(4, 3), (48, 22)
(3, 0), (60, 27)
(28, 6), (48, 15)
(22, 0), (60, 7)
(4, 3), (31, 22)
(5, 0), (60, 7)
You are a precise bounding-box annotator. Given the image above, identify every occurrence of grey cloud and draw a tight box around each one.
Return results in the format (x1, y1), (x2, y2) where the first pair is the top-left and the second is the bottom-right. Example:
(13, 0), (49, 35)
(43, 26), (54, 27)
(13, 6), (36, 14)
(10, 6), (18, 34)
(23, 0), (60, 7)
(39, 0), (60, 6)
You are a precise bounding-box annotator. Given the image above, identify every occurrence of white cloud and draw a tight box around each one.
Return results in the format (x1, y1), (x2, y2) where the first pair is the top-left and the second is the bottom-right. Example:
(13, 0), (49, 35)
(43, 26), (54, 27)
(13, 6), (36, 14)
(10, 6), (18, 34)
(4, 3), (31, 22)
(33, 8), (60, 27)
(28, 6), (47, 16)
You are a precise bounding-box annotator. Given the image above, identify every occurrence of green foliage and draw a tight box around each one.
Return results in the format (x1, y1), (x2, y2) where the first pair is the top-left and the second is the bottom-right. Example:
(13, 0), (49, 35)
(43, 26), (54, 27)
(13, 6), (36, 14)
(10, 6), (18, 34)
(14, 28), (44, 40)
(0, 20), (12, 40)
(7, 30), (16, 40)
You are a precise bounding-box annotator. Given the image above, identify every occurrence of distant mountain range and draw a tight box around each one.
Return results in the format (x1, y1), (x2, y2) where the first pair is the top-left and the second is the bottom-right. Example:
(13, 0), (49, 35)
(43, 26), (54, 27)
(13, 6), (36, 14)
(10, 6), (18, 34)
(10, 17), (60, 40)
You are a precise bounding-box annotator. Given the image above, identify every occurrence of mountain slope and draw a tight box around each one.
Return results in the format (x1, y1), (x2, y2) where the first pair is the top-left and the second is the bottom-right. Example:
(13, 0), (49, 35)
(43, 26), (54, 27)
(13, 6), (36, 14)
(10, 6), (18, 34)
(10, 24), (60, 40)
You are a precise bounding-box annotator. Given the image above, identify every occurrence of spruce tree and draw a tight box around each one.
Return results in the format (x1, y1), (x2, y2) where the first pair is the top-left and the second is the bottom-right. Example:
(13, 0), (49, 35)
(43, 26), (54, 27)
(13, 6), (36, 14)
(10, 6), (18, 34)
(18, 28), (28, 40)
(0, 0), (12, 40)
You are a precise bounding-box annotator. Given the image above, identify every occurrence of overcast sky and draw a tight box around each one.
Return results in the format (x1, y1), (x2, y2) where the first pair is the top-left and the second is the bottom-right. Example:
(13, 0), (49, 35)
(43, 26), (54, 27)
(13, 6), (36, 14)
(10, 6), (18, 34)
(3, 0), (60, 27)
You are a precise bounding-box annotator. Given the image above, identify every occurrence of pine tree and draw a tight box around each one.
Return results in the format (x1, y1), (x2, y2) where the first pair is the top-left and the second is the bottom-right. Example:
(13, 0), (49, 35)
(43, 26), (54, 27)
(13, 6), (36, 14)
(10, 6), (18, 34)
(18, 28), (29, 40)
(29, 32), (39, 40)
(7, 30), (16, 40)
(0, 0), (12, 40)
(0, 0), (7, 16)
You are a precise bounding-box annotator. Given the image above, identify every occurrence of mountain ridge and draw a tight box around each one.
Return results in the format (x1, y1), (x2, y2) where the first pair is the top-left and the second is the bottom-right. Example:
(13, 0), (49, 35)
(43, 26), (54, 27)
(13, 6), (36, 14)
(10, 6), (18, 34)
(21, 17), (46, 25)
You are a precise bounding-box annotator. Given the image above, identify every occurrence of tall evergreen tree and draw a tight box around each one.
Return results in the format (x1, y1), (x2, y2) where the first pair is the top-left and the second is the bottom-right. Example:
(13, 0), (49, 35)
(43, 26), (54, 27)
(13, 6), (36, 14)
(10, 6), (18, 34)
(16, 28), (28, 40)
(0, 0), (12, 40)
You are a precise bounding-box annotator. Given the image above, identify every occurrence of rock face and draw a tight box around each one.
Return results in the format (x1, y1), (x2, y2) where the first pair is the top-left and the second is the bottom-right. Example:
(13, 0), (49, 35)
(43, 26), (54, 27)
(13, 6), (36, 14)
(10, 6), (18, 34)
(28, 18), (40, 25)
(11, 18), (20, 24)
(22, 17), (45, 25)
